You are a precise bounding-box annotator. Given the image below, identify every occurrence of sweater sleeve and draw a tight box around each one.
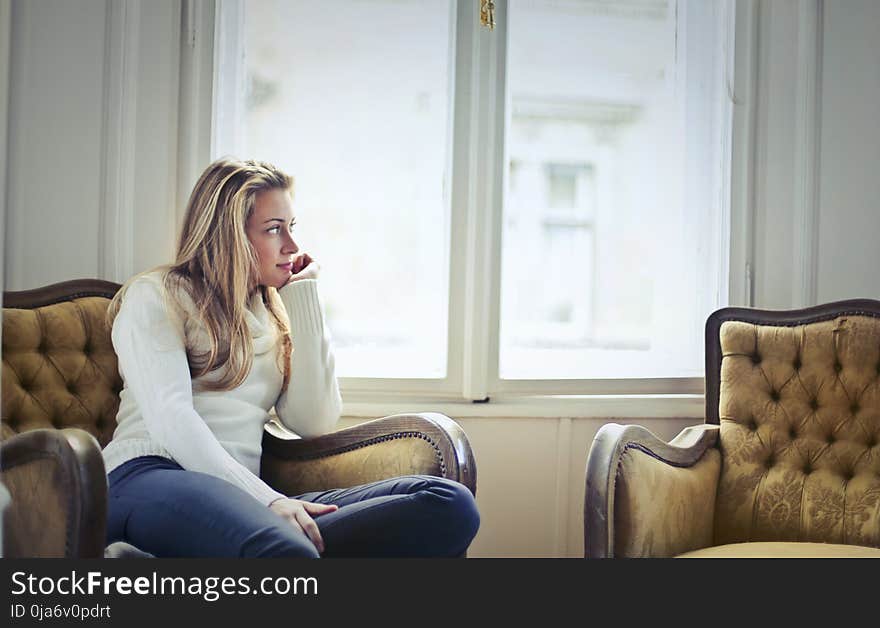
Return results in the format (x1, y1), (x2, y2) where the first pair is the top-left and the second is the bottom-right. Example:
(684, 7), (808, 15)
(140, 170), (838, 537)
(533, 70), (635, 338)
(274, 279), (342, 437)
(111, 277), (286, 506)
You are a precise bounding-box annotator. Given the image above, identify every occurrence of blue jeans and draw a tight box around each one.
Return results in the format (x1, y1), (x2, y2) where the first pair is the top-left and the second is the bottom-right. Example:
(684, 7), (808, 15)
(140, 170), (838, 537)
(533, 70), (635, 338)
(106, 456), (480, 558)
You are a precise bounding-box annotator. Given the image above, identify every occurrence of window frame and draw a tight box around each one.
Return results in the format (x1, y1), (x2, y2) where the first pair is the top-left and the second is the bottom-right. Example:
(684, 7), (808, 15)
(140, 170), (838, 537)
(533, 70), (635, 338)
(200, 0), (740, 414)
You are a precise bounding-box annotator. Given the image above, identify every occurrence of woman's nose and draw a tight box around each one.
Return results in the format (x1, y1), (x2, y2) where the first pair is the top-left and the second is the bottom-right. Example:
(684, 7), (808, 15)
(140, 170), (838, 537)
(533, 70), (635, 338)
(282, 233), (299, 255)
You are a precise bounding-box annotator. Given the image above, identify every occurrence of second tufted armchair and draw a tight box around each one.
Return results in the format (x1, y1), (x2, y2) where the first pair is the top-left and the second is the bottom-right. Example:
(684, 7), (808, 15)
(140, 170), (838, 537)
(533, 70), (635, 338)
(2, 279), (476, 558)
(584, 300), (880, 558)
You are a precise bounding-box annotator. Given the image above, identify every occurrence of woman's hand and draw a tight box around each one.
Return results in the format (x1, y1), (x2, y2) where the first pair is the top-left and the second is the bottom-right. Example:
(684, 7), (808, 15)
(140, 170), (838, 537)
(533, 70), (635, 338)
(282, 251), (320, 288)
(268, 497), (338, 553)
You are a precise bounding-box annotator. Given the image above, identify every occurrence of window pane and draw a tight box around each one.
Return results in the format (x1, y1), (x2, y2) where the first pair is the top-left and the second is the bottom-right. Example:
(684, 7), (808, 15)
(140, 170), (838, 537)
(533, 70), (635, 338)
(243, 0), (454, 378)
(499, 0), (728, 380)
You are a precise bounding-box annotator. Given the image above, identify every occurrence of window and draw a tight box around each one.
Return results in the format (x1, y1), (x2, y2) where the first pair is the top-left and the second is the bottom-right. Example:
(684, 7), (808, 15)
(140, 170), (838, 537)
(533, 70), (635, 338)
(213, 0), (734, 401)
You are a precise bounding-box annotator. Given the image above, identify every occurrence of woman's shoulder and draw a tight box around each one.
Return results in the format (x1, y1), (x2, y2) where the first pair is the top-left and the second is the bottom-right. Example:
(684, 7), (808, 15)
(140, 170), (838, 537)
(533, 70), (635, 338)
(120, 269), (199, 321)
(111, 270), (191, 351)
(125, 269), (181, 299)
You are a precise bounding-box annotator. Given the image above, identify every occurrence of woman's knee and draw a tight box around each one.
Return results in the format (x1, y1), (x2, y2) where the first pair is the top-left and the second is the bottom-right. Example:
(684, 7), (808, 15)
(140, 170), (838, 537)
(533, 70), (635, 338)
(419, 477), (481, 541)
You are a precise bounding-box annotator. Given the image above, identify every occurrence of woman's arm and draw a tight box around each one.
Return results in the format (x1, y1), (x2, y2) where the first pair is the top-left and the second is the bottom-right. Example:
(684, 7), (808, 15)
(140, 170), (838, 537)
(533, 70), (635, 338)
(274, 278), (342, 437)
(112, 277), (286, 506)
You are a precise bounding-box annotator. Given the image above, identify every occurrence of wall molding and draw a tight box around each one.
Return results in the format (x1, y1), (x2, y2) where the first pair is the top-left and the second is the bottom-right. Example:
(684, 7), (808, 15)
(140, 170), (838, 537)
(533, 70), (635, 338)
(5, 0), (24, 290)
(728, 0), (758, 307)
(99, 0), (139, 283)
(791, 0), (823, 307)
(0, 0), (7, 541)
(177, 0), (215, 232)
(554, 417), (572, 557)
(0, 0), (10, 291)
(212, 0), (244, 158)
(746, 0), (823, 309)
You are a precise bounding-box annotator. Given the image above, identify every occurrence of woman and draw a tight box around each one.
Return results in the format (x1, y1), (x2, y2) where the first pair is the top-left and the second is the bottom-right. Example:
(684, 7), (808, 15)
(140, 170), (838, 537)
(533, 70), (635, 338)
(102, 157), (480, 557)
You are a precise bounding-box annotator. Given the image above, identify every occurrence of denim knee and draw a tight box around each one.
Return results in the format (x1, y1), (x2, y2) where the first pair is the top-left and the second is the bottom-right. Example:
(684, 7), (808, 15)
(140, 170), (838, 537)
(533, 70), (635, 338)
(239, 525), (319, 558)
(423, 478), (481, 549)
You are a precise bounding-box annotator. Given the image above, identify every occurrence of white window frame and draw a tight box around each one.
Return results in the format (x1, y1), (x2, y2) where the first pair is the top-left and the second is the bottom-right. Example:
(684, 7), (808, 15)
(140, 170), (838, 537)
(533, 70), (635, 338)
(186, 0), (745, 418)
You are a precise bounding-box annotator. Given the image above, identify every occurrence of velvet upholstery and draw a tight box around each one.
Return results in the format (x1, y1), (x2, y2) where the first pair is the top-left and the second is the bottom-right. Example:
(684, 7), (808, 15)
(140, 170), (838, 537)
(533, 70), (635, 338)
(584, 300), (880, 558)
(2, 280), (477, 557)
(262, 430), (445, 495)
(2, 297), (122, 446)
(614, 447), (721, 557)
(715, 317), (880, 547)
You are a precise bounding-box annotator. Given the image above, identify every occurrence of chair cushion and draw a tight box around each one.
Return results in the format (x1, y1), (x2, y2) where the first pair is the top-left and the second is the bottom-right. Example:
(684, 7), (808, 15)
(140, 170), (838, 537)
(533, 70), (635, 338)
(2, 297), (122, 447)
(677, 542), (880, 558)
(715, 316), (880, 548)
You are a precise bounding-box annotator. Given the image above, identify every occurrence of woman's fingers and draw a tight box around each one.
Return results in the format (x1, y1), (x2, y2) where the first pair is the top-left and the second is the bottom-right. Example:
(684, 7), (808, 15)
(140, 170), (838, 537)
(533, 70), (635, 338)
(289, 261), (320, 282)
(291, 252), (312, 274)
(294, 509), (325, 553)
(270, 499), (334, 553)
(284, 515), (304, 536)
(302, 502), (338, 516)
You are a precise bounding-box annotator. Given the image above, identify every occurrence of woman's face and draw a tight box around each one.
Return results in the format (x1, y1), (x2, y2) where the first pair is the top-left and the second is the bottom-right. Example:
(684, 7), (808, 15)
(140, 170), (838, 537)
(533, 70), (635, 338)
(245, 188), (299, 289)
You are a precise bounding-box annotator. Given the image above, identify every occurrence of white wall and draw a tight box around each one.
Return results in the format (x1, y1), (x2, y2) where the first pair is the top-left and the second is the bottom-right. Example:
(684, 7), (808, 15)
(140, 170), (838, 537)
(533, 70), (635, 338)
(3, 0), (880, 557)
(5, 0), (106, 288)
(745, 0), (880, 309)
(129, 1), (181, 276)
(815, 0), (880, 302)
(3, 0), (180, 290)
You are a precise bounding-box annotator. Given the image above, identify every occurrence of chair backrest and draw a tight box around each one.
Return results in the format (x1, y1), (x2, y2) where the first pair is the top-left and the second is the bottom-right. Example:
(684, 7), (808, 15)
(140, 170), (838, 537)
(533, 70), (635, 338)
(2, 280), (122, 448)
(705, 299), (880, 549)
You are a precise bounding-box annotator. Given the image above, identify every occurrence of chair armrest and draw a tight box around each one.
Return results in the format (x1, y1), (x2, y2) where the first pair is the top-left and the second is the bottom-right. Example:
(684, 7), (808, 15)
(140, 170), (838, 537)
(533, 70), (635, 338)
(260, 413), (477, 497)
(584, 423), (720, 558)
(1, 428), (107, 558)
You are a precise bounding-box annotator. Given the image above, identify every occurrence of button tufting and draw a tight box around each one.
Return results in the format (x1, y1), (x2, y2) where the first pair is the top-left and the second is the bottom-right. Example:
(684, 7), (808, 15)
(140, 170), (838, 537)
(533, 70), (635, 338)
(747, 419), (758, 431)
(809, 398), (819, 411)
(788, 427), (798, 440)
(850, 403), (860, 414)
(770, 390), (780, 402)
(802, 464), (812, 475)
(793, 357), (802, 370)
(751, 353), (761, 365)
(834, 361), (843, 373)
(826, 433), (836, 445)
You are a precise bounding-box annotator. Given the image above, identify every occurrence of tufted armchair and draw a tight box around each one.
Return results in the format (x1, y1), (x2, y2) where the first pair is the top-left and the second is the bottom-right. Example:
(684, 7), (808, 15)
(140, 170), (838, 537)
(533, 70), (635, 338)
(584, 300), (880, 558)
(2, 279), (476, 558)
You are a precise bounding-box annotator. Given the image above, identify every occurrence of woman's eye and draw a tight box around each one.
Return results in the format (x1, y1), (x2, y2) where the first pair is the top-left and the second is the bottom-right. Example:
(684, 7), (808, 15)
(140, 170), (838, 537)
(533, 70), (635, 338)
(267, 222), (295, 235)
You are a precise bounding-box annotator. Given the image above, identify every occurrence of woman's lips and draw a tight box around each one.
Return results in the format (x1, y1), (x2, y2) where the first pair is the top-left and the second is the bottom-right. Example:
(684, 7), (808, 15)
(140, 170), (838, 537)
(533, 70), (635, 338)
(277, 262), (293, 271)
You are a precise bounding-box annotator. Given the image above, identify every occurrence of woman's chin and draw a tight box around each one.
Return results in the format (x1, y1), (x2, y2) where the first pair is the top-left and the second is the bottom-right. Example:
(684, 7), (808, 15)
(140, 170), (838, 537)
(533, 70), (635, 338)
(255, 275), (288, 290)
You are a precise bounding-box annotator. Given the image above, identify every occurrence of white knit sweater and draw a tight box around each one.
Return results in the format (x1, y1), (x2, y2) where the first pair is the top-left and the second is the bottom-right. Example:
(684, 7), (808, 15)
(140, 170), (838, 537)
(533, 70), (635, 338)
(101, 270), (342, 506)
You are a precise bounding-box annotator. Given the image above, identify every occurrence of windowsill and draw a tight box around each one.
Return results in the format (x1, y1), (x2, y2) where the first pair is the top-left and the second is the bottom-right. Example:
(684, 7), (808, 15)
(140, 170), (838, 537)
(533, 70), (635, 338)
(340, 392), (705, 420)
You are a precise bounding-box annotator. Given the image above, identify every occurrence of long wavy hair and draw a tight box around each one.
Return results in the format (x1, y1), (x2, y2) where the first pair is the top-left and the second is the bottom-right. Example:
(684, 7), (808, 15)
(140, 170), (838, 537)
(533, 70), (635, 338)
(106, 157), (294, 392)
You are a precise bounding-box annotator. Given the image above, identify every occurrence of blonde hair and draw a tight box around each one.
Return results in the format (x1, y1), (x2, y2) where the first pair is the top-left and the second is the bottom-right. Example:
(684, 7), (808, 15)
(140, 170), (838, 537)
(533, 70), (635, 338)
(107, 157), (295, 392)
